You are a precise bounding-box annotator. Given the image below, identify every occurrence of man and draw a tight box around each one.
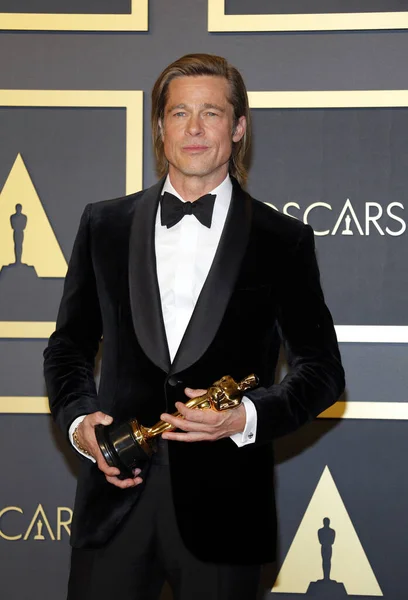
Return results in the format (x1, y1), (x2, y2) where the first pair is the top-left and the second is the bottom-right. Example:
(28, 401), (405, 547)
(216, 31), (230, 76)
(44, 53), (345, 600)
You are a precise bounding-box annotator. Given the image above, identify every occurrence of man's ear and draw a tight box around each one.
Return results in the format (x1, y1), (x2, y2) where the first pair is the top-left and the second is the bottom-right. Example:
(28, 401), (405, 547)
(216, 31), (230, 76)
(232, 116), (246, 143)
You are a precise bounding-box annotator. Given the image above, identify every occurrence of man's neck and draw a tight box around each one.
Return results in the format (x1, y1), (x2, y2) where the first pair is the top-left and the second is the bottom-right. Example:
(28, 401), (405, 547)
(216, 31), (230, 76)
(167, 169), (229, 202)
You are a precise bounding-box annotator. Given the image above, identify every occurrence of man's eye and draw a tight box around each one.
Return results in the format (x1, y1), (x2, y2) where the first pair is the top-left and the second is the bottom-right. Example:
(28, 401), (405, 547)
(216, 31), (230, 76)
(205, 112), (217, 117)
(174, 112), (186, 117)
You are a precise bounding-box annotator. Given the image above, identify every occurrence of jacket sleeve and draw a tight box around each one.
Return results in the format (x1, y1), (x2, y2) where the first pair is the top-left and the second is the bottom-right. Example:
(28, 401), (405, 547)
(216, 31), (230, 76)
(246, 223), (345, 443)
(43, 203), (102, 437)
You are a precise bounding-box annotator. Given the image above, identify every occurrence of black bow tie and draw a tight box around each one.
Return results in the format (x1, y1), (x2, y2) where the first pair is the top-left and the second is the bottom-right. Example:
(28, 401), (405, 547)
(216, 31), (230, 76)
(160, 191), (216, 229)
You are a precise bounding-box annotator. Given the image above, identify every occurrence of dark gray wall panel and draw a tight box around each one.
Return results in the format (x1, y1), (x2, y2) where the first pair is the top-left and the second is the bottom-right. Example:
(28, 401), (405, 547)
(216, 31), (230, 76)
(0, 0), (130, 14)
(226, 0), (408, 15)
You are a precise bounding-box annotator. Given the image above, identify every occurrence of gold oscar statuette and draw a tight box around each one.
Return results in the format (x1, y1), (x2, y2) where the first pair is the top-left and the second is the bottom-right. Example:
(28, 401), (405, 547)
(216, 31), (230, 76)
(95, 374), (258, 478)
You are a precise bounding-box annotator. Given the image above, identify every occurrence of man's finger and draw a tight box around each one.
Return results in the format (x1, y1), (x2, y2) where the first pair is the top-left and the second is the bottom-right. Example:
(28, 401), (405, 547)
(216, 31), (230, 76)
(175, 403), (226, 427)
(160, 411), (207, 429)
(174, 402), (217, 422)
(162, 430), (213, 442)
(105, 475), (143, 489)
(87, 411), (113, 427)
(160, 412), (222, 434)
(160, 413), (186, 430)
(96, 458), (121, 477)
(184, 387), (207, 398)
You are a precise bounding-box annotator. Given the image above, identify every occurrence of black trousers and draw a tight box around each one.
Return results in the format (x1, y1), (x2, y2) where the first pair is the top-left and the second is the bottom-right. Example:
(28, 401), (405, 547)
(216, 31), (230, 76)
(68, 461), (261, 600)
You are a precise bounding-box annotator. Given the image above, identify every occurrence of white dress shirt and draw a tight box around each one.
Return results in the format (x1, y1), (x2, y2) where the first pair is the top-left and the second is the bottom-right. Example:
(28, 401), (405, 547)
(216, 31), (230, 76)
(69, 174), (257, 459)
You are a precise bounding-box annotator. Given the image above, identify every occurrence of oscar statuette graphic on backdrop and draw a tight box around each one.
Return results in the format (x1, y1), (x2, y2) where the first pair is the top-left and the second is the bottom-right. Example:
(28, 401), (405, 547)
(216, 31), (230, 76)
(0, 153), (67, 322)
(272, 467), (382, 597)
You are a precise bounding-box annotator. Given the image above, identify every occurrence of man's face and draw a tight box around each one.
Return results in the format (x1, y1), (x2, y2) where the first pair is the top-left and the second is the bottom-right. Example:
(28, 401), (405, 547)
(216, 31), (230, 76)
(160, 75), (246, 185)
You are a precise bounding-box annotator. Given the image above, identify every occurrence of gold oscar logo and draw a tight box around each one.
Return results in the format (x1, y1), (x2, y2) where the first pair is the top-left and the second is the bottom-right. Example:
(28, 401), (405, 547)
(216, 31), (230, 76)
(272, 466), (382, 596)
(0, 153), (67, 277)
(0, 504), (72, 541)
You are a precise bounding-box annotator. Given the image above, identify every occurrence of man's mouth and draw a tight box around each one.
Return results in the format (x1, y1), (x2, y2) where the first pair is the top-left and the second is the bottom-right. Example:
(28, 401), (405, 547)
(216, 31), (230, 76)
(182, 145), (209, 152)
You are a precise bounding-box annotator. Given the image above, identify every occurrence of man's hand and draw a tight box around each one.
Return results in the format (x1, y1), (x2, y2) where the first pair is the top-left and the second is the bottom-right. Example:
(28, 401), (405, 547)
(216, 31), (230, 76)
(160, 387), (246, 442)
(75, 412), (143, 489)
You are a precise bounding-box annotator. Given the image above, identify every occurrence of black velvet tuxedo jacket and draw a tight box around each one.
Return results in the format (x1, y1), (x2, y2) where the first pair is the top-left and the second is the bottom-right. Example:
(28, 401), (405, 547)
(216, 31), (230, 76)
(44, 177), (344, 565)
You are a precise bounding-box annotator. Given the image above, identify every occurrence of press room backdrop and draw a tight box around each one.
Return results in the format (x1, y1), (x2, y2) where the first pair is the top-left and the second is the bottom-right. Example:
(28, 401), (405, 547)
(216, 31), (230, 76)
(1, 1), (408, 598)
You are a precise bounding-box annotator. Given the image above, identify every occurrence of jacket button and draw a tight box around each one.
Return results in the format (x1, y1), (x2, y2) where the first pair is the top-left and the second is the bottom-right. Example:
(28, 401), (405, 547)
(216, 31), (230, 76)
(168, 376), (181, 387)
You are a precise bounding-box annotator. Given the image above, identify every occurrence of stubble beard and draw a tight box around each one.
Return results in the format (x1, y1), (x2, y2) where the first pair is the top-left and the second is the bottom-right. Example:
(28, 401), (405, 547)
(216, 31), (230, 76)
(168, 153), (230, 181)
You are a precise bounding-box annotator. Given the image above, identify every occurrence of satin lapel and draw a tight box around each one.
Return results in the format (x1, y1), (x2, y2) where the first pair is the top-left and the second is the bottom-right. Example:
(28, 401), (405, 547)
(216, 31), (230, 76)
(128, 177), (171, 373)
(170, 180), (252, 375)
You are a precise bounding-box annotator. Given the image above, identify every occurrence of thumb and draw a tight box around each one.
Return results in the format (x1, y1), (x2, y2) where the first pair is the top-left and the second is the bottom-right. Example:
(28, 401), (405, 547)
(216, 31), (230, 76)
(92, 411), (113, 426)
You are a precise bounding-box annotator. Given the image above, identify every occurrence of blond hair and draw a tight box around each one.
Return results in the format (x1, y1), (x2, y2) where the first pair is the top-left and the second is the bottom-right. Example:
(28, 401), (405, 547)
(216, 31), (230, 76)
(151, 53), (251, 186)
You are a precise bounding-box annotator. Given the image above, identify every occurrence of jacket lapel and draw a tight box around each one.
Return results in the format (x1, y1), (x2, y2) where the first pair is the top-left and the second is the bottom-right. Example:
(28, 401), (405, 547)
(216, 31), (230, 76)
(128, 177), (171, 373)
(170, 179), (252, 375)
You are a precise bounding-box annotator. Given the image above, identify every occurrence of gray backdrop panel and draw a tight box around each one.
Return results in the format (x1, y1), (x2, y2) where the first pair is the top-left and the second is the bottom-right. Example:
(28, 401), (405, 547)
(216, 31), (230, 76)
(248, 108), (408, 325)
(0, 0), (130, 15)
(226, 0), (408, 15)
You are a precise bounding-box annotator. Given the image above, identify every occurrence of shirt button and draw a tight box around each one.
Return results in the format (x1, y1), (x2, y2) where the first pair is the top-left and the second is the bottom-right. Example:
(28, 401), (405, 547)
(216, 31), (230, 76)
(248, 432), (254, 439)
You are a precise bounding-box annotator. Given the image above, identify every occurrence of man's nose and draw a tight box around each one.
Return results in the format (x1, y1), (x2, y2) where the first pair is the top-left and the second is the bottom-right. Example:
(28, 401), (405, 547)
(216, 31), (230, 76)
(186, 114), (203, 135)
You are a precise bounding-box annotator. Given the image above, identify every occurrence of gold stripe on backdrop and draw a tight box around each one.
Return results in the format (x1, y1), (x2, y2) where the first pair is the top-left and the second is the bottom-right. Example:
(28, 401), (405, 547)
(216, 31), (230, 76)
(0, 399), (408, 419)
(208, 0), (408, 32)
(2, 324), (407, 343)
(0, 322), (55, 339)
(0, 397), (50, 414)
(248, 90), (408, 109)
(0, 0), (148, 31)
(320, 402), (408, 420)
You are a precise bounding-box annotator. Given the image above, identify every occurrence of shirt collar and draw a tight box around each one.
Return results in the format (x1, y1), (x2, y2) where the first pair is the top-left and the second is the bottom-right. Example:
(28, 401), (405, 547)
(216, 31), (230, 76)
(161, 174), (232, 212)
